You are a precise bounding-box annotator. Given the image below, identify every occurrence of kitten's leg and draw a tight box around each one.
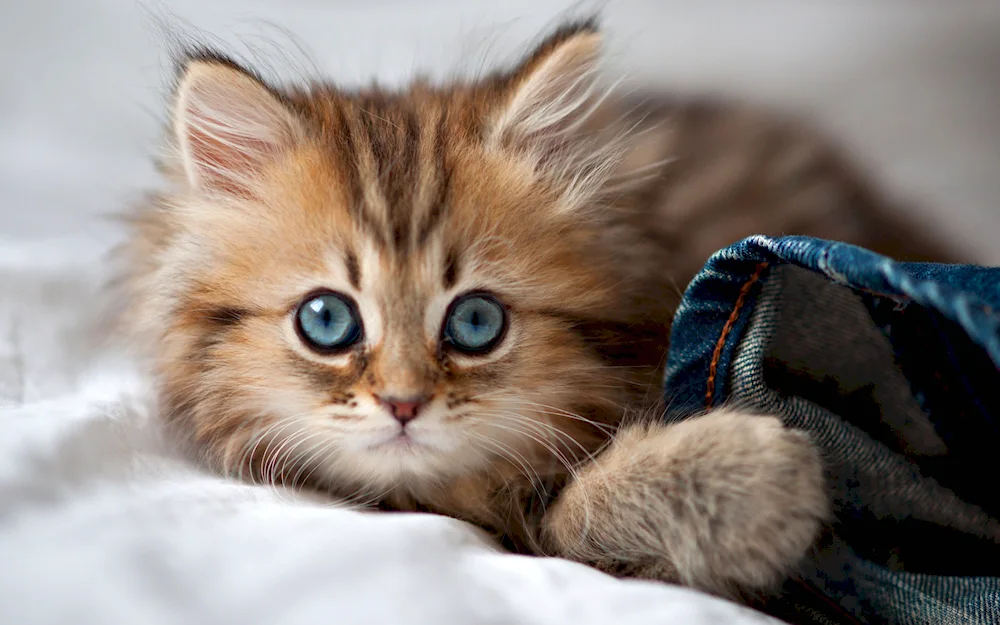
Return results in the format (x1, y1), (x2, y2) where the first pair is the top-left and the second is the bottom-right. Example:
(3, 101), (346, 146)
(541, 408), (828, 598)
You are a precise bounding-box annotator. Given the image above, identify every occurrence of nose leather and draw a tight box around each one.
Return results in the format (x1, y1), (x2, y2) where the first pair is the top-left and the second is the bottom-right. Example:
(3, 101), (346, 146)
(378, 395), (428, 425)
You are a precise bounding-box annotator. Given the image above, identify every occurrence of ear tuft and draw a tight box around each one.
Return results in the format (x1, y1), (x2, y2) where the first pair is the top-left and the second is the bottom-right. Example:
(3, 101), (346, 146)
(492, 21), (638, 211)
(171, 55), (303, 196)
(492, 20), (604, 150)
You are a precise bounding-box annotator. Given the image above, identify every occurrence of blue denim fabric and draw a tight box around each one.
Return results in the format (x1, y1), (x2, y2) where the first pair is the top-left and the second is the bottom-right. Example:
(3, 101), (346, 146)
(663, 235), (1000, 625)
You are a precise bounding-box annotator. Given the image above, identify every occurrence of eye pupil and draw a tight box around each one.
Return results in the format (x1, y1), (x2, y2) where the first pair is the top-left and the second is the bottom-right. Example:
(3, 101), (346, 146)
(296, 292), (362, 352)
(444, 294), (506, 354)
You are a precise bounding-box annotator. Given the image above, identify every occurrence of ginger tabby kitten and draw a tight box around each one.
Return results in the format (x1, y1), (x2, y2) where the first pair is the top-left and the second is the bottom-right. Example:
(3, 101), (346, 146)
(120, 20), (952, 599)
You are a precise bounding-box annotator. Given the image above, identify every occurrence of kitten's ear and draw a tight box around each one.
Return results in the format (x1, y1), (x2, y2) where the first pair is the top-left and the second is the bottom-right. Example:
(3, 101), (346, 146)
(492, 20), (604, 153)
(171, 55), (304, 195)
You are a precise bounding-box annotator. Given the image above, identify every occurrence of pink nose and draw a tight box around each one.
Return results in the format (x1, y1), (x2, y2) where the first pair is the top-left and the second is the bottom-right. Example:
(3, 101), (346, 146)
(378, 395), (428, 425)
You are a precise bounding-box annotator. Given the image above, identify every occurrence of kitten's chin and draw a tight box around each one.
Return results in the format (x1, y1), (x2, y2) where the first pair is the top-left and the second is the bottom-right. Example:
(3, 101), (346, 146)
(329, 432), (485, 489)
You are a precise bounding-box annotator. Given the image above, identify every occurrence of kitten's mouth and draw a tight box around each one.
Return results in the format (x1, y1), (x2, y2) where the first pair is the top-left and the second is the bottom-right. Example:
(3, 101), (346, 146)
(367, 431), (423, 454)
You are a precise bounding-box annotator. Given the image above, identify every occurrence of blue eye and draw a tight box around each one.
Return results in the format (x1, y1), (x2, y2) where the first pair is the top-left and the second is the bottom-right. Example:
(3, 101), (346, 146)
(295, 292), (362, 352)
(444, 294), (506, 353)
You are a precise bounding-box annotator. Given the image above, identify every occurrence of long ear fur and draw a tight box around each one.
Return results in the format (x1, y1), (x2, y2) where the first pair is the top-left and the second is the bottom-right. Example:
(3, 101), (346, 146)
(171, 53), (304, 196)
(494, 20), (603, 143)
(490, 20), (633, 211)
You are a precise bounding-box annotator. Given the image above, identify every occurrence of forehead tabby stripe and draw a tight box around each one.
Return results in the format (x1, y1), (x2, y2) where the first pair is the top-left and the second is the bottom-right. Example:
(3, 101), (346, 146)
(345, 250), (361, 290)
(443, 248), (459, 290)
(337, 103), (390, 248)
(415, 108), (452, 248)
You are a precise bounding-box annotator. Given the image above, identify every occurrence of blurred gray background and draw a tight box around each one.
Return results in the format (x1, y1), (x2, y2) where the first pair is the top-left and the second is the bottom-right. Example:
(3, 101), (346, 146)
(2, 0), (998, 262)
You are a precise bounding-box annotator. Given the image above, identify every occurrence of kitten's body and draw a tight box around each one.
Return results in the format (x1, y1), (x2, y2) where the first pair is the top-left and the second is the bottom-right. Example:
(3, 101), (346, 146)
(121, 22), (953, 600)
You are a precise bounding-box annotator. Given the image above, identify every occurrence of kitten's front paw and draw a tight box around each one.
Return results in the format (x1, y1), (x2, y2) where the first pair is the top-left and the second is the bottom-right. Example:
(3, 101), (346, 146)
(541, 409), (828, 598)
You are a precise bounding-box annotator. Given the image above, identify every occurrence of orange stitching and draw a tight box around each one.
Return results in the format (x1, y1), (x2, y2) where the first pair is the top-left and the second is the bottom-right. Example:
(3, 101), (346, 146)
(850, 285), (911, 302)
(705, 262), (769, 408)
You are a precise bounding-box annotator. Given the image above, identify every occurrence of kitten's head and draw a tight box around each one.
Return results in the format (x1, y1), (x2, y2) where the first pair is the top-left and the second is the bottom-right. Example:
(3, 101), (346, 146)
(127, 21), (671, 515)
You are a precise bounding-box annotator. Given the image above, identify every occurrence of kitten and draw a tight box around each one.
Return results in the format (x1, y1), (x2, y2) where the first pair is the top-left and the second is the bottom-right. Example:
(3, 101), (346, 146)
(119, 20), (952, 599)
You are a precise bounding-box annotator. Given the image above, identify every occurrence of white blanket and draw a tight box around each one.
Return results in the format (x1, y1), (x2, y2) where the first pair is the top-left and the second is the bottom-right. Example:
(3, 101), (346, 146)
(0, 238), (775, 624)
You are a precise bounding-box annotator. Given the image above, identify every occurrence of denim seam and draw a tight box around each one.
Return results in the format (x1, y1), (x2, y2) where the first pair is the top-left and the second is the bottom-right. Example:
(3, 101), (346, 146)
(795, 577), (866, 625)
(706, 261), (769, 408)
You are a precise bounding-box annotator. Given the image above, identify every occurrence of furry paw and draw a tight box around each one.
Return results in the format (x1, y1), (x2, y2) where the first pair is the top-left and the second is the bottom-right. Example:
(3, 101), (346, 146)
(540, 409), (828, 598)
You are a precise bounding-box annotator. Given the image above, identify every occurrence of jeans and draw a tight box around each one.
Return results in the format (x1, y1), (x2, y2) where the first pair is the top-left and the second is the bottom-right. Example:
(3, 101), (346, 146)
(663, 235), (1000, 625)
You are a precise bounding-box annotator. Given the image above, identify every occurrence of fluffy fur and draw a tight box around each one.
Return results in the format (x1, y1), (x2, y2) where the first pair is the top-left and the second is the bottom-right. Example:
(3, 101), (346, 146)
(119, 20), (951, 599)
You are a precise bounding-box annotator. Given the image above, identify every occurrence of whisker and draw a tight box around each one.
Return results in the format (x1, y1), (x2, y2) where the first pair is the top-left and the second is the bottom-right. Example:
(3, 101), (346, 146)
(464, 430), (548, 505)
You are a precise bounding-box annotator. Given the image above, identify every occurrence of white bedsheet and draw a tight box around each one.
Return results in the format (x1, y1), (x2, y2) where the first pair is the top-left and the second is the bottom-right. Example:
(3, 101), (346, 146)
(0, 238), (775, 624)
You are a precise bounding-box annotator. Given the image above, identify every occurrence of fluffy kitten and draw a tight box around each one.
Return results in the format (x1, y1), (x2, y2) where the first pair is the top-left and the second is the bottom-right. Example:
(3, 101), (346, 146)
(120, 20), (950, 599)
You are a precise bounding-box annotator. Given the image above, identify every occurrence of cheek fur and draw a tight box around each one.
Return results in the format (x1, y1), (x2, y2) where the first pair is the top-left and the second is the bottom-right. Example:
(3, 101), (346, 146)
(438, 317), (621, 445)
